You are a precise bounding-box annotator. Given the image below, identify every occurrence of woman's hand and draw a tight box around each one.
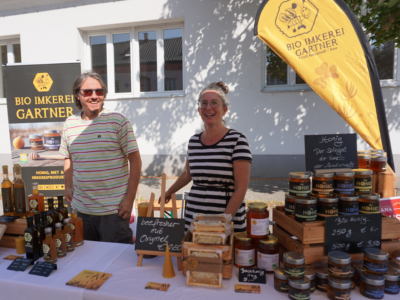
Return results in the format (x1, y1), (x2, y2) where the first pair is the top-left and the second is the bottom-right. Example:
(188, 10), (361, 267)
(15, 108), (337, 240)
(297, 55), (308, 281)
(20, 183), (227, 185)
(29, 153), (40, 160)
(159, 191), (172, 204)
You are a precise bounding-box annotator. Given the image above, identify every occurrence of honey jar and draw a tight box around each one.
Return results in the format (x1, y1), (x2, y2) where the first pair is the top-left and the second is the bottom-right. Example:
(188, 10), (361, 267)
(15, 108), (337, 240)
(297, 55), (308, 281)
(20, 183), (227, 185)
(338, 195), (359, 215)
(29, 134), (43, 150)
(327, 277), (352, 300)
(317, 197), (338, 220)
(288, 277), (311, 300)
(312, 172), (334, 196)
(364, 248), (388, 275)
(328, 251), (352, 278)
(359, 193), (380, 214)
(369, 149), (384, 156)
(283, 252), (305, 279)
(285, 192), (296, 219)
(234, 232), (255, 268)
(384, 268), (400, 294)
(274, 267), (289, 293)
(257, 235), (279, 273)
(350, 267), (355, 290)
(304, 267), (316, 292)
(246, 202), (269, 238)
(289, 172), (311, 198)
(295, 198), (317, 222)
(334, 172), (355, 196)
(354, 169), (372, 195)
(315, 266), (329, 292)
(44, 130), (62, 151)
(358, 154), (370, 169)
(352, 262), (364, 286)
(360, 273), (385, 299)
(369, 156), (387, 172)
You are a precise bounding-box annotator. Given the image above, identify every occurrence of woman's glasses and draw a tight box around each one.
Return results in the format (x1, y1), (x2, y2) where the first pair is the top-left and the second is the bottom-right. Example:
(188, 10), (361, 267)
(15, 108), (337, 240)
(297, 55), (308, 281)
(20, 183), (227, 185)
(198, 100), (220, 109)
(79, 88), (105, 97)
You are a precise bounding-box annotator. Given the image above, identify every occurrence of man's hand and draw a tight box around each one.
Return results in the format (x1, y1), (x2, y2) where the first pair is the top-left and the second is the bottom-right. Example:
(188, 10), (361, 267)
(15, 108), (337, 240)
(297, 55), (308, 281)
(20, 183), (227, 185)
(65, 187), (74, 205)
(119, 196), (134, 219)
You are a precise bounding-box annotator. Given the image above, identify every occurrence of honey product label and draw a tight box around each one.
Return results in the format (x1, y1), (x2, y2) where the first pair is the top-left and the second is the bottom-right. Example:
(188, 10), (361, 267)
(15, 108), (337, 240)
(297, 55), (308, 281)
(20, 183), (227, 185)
(334, 179), (354, 193)
(289, 182), (311, 197)
(289, 289), (310, 300)
(29, 199), (39, 213)
(285, 265), (305, 277)
(316, 278), (327, 291)
(47, 215), (53, 225)
(317, 203), (338, 217)
(312, 179), (334, 194)
(145, 282), (170, 292)
(14, 187), (26, 213)
(235, 284), (261, 294)
(363, 285), (384, 298)
(328, 263), (351, 278)
(24, 232), (33, 248)
(285, 200), (295, 214)
(30, 140), (43, 148)
(355, 177), (372, 193)
(43, 244), (50, 259)
(1, 188), (13, 213)
(295, 205), (317, 221)
(235, 249), (255, 267)
(58, 213), (63, 222)
(281, 282), (288, 291)
(359, 202), (379, 214)
(257, 252), (279, 271)
(364, 260), (388, 273)
(56, 238), (63, 254)
(250, 217), (269, 236)
(187, 256), (222, 273)
(44, 135), (61, 150)
(385, 281), (400, 294)
(332, 290), (350, 300)
(339, 202), (359, 215)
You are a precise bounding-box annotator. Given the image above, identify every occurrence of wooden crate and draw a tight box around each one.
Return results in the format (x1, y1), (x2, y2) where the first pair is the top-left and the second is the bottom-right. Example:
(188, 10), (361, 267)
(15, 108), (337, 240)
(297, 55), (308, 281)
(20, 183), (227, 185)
(182, 258), (233, 279)
(273, 206), (400, 265)
(0, 219), (27, 248)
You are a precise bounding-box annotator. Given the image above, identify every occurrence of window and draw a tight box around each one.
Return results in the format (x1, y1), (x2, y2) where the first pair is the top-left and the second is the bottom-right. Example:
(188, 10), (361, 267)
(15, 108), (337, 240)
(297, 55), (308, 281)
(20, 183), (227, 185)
(0, 40), (21, 98)
(86, 24), (183, 97)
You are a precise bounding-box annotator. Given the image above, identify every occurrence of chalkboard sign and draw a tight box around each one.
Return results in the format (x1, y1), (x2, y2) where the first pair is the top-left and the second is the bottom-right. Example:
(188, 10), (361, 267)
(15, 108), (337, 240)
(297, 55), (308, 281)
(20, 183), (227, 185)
(238, 268), (266, 284)
(325, 214), (382, 254)
(29, 261), (57, 277)
(7, 257), (33, 271)
(135, 217), (186, 253)
(304, 134), (358, 171)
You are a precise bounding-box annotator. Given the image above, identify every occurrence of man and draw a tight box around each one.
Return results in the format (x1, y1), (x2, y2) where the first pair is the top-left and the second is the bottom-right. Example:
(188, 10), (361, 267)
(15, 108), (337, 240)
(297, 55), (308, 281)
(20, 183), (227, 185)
(60, 72), (141, 244)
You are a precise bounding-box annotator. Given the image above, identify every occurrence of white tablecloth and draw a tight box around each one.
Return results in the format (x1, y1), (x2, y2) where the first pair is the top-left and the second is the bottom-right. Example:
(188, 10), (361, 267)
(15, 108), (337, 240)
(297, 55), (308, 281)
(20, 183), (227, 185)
(0, 242), (398, 300)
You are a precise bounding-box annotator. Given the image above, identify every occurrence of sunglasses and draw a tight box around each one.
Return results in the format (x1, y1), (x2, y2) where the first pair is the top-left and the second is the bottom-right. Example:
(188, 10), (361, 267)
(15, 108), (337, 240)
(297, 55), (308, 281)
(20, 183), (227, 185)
(79, 88), (105, 97)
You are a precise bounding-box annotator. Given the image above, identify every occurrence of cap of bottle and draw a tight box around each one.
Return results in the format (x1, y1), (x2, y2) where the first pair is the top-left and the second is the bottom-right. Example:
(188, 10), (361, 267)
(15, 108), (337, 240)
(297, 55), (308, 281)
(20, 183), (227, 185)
(55, 222), (62, 229)
(34, 213), (40, 219)
(57, 194), (64, 200)
(63, 218), (70, 225)
(45, 227), (52, 235)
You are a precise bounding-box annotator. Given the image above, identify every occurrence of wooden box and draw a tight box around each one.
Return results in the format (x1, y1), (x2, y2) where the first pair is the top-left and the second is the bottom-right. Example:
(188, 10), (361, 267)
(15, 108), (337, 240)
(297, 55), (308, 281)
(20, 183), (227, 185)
(273, 206), (400, 265)
(372, 164), (396, 198)
(0, 219), (27, 248)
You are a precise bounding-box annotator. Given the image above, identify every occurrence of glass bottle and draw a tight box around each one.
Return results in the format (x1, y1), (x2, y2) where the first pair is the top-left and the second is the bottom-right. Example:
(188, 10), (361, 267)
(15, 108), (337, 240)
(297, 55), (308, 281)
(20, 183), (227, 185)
(33, 213), (44, 257)
(28, 182), (44, 217)
(56, 194), (68, 224)
(1, 165), (14, 216)
(62, 218), (75, 252)
(40, 210), (48, 228)
(42, 227), (57, 263)
(246, 202), (269, 238)
(70, 207), (84, 246)
(46, 198), (57, 235)
(13, 164), (27, 218)
(24, 216), (39, 261)
(369, 156), (387, 172)
(53, 222), (67, 258)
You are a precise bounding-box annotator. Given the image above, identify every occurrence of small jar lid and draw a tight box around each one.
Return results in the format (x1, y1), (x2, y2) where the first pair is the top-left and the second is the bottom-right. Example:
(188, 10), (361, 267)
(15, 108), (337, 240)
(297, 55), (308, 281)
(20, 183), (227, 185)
(247, 202), (267, 210)
(289, 172), (311, 179)
(328, 251), (352, 265)
(29, 134), (43, 139)
(370, 149), (384, 154)
(371, 156), (387, 162)
(274, 267), (288, 280)
(388, 260), (400, 272)
(360, 273), (385, 286)
(339, 196), (359, 202)
(289, 277), (311, 290)
(315, 267), (329, 279)
(318, 197), (338, 203)
(385, 268), (400, 281)
(304, 267), (316, 280)
(313, 172), (334, 178)
(235, 232), (253, 242)
(283, 252), (305, 265)
(328, 276), (352, 289)
(352, 262), (364, 274)
(44, 130), (61, 134)
(285, 192), (296, 200)
(359, 193), (380, 201)
(364, 248), (388, 261)
(295, 198), (317, 205)
(354, 169), (372, 175)
(357, 155), (370, 159)
(259, 235), (278, 246)
(335, 172), (355, 177)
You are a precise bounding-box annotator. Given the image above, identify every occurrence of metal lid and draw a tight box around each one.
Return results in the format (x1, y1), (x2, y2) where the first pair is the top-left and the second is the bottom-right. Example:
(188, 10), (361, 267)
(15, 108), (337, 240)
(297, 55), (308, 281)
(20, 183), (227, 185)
(259, 235), (278, 246)
(45, 227), (52, 234)
(305, 267), (316, 280)
(235, 232), (253, 242)
(360, 273), (385, 286)
(274, 267), (288, 280)
(359, 193), (380, 201)
(55, 222), (62, 229)
(339, 196), (359, 202)
(328, 251), (352, 265)
(388, 261), (400, 272)
(370, 149), (384, 154)
(313, 172), (334, 178)
(63, 218), (70, 224)
(364, 248), (388, 261)
(248, 202), (267, 210)
(334, 172), (355, 177)
(289, 172), (311, 179)
(371, 156), (387, 162)
(318, 197), (338, 203)
(315, 267), (329, 279)
(283, 252), (305, 265)
(289, 277), (311, 289)
(29, 134), (43, 139)
(295, 198), (317, 205)
(328, 276), (352, 289)
(44, 130), (61, 134)
(285, 192), (296, 200)
(352, 263), (364, 274)
(354, 169), (372, 175)
(357, 155), (370, 159)
(385, 268), (400, 281)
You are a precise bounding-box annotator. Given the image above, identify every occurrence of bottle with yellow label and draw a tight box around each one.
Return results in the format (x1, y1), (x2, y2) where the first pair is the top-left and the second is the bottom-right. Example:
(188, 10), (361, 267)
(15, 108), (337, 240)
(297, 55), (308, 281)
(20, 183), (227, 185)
(56, 194), (68, 224)
(43, 227), (57, 263)
(1, 165), (14, 216)
(62, 218), (75, 252)
(53, 222), (67, 258)
(46, 198), (57, 235)
(28, 182), (44, 217)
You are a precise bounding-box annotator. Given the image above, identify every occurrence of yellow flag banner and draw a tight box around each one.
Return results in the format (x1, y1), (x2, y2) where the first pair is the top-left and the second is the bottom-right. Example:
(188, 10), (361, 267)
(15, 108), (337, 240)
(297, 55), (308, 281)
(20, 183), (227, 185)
(254, 0), (394, 171)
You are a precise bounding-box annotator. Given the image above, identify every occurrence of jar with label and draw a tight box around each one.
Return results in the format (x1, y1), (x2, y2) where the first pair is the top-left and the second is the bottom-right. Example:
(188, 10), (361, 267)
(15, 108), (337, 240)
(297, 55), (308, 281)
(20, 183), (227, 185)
(312, 172), (334, 196)
(315, 267), (329, 291)
(295, 198), (317, 222)
(289, 172), (311, 198)
(358, 154), (370, 169)
(274, 267), (289, 293)
(327, 277), (352, 300)
(328, 251), (352, 278)
(369, 156), (387, 172)
(369, 149), (384, 156)
(384, 268), (400, 294)
(364, 248), (388, 275)
(283, 252), (305, 279)
(339, 195), (359, 215)
(285, 192), (296, 219)
(288, 277), (311, 300)
(246, 202), (269, 239)
(359, 194), (380, 214)
(305, 267), (316, 293)
(334, 172), (355, 196)
(352, 262), (364, 286)
(29, 134), (43, 150)
(234, 232), (255, 268)
(317, 197), (338, 220)
(44, 130), (62, 151)
(360, 273), (385, 299)
(354, 169), (372, 195)
(257, 235), (279, 273)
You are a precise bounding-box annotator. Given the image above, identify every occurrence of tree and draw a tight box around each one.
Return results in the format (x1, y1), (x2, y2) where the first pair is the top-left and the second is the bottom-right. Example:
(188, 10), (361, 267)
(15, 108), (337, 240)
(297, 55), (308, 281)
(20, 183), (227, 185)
(344, 0), (400, 48)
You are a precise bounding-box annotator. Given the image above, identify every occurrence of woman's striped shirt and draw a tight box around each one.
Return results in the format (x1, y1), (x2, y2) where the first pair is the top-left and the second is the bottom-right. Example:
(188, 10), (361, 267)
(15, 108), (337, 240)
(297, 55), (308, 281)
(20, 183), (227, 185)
(59, 110), (139, 215)
(185, 129), (252, 232)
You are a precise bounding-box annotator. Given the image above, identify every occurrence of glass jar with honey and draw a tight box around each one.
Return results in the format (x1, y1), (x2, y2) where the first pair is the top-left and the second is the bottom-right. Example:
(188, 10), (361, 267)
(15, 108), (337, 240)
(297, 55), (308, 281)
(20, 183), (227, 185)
(328, 251), (352, 278)
(285, 192), (296, 219)
(317, 197), (338, 220)
(360, 273), (385, 299)
(315, 267), (329, 292)
(352, 262), (364, 286)
(339, 195), (359, 215)
(257, 235), (279, 273)
(354, 169), (372, 195)
(384, 268), (400, 294)
(358, 154), (370, 169)
(334, 172), (355, 196)
(304, 267), (316, 292)
(369, 149), (384, 156)
(44, 130), (62, 151)
(359, 193), (380, 214)
(369, 156), (387, 172)
(246, 202), (269, 239)
(295, 198), (317, 222)
(312, 172), (334, 197)
(29, 134), (43, 150)
(327, 277), (352, 300)
(283, 252), (305, 279)
(234, 232), (255, 268)
(274, 267), (289, 293)
(364, 248), (388, 275)
(288, 277), (311, 300)
(289, 172), (311, 198)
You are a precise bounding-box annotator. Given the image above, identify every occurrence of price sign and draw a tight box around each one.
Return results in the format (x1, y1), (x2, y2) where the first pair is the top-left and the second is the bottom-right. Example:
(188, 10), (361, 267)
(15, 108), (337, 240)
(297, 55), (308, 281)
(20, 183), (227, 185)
(325, 214), (382, 254)
(29, 261), (57, 277)
(238, 268), (266, 284)
(7, 257), (33, 272)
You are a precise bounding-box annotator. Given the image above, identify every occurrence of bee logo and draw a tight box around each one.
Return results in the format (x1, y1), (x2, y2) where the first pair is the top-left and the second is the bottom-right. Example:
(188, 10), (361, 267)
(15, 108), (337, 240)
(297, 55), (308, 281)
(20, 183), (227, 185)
(33, 73), (53, 92)
(279, 3), (311, 33)
(252, 220), (258, 225)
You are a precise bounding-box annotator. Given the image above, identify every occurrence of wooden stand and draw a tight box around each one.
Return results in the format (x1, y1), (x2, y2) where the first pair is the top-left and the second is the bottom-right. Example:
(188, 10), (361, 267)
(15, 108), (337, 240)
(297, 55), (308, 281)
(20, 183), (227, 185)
(0, 219), (26, 248)
(136, 173), (182, 271)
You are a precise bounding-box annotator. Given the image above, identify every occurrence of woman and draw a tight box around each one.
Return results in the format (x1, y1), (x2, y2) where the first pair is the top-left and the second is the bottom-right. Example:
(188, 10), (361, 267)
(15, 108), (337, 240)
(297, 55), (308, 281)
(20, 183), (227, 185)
(163, 82), (252, 232)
